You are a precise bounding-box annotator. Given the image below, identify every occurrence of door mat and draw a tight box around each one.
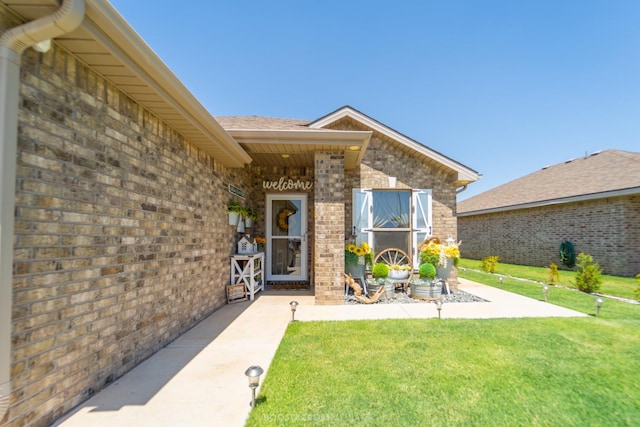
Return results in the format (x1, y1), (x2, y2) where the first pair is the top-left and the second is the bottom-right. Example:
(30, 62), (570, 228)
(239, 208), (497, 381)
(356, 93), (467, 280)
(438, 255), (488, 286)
(267, 281), (310, 290)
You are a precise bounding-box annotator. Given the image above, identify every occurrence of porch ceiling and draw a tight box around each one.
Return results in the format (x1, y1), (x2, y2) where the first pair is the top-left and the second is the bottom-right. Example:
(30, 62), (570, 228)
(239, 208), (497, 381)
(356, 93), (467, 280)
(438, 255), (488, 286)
(228, 129), (373, 170)
(3, 0), (252, 168)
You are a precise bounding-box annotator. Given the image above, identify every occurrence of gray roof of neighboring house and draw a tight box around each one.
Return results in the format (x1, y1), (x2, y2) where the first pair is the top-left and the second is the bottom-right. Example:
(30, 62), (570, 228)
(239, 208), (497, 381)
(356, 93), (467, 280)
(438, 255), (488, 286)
(457, 149), (640, 215)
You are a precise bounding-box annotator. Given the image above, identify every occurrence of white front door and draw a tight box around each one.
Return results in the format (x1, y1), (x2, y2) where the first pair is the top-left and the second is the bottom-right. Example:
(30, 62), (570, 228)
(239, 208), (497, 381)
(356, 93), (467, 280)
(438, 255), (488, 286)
(266, 194), (307, 281)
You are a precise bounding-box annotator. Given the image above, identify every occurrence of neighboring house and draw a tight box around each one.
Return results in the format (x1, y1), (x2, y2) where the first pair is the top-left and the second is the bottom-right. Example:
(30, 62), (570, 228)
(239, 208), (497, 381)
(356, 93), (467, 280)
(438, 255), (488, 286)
(0, 1), (479, 426)
(458, 150), (640, 277)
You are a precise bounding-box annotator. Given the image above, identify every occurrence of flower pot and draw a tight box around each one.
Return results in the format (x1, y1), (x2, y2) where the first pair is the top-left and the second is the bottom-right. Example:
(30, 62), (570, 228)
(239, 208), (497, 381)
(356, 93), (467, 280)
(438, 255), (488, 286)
(436, 258), (454, 279)
(228, 211), (240, 226)
(366, 279), (394, 299)
(346, 263), (365, 279)
(410, 279), (442, 300)
(244, 217), (253, 228)
(388, 269), (409, 280)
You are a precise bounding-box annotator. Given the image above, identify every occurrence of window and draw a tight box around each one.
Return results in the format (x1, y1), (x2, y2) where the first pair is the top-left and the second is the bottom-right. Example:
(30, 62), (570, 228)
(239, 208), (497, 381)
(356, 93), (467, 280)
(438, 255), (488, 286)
(352, 188), (432, 266)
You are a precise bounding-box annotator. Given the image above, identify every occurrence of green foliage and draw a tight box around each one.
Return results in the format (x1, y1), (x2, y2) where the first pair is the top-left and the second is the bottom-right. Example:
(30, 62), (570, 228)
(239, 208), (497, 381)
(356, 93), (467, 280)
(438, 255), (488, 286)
(547, 262), (560, 285)
(574, 253), (602, 294)
(482, 255), (500, 273)
(418, 262), (436, 279)
(372, 262), (389, 278)
(420, 250), (439, 267)
(227, 199), (244, 213)
(244, 207), (259, 220)
(635, 273), (640, 299)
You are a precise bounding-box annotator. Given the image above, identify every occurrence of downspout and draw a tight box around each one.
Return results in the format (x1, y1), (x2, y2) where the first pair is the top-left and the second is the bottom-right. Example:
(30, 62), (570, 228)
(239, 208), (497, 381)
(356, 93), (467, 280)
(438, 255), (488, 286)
(0, 0), (85, 419)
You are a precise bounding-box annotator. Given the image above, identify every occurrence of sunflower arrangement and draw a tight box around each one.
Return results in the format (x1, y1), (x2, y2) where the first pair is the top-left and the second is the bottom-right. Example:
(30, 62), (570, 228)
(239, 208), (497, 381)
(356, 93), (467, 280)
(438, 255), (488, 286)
(345, 242), (373, 268)
(421, 240), (460, 267)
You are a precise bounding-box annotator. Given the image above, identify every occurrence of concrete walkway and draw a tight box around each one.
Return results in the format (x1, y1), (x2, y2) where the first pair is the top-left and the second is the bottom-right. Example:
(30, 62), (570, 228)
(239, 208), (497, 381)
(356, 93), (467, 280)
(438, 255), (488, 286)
(53, 279), (585, 427)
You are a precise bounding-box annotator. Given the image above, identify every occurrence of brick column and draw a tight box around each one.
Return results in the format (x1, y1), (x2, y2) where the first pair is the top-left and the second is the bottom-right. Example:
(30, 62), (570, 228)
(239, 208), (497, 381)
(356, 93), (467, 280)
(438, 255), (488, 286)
(314, 152), (345, 305)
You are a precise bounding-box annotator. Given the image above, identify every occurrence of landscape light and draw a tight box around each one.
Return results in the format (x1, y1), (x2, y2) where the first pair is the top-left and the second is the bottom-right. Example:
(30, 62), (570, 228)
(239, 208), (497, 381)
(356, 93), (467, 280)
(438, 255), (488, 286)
(435, 300), (443, 319)
(290, 300), (299, 322)
(542, 285), (549, 302)
(595, 297), (604, 317)
(498, 277), (503, 285)
(245, 365), (263, 407)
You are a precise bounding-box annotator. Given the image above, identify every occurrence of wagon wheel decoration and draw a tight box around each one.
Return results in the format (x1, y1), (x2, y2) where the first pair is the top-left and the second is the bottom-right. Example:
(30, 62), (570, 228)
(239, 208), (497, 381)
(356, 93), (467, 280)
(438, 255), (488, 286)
(373, 248), (414, 282)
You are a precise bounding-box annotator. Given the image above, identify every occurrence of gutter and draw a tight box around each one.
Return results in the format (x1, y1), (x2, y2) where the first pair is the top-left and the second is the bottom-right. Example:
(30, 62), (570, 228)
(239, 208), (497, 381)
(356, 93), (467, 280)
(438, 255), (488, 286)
(0, 0), (85, 420)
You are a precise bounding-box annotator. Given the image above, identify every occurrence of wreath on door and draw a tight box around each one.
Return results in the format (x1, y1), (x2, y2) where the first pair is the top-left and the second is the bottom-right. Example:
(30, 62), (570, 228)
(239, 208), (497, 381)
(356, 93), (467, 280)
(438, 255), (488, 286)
(277, 208), (294, 231)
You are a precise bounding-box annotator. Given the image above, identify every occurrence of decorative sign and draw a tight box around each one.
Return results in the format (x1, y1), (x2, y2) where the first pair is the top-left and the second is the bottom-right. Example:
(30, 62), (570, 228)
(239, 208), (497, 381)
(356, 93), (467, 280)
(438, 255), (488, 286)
(263, 177), (313, 191)
(228, 184), (246, 199)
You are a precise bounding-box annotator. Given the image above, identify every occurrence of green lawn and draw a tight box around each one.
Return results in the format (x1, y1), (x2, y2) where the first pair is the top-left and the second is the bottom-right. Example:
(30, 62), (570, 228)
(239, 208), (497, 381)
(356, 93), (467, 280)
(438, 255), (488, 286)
(457, 258), (639, 301)
(246, 262), (640, 427)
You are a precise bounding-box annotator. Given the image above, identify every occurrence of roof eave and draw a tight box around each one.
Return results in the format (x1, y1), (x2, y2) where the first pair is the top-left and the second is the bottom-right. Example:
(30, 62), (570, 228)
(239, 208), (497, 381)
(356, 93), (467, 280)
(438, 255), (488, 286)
(82, 0), (252, 168)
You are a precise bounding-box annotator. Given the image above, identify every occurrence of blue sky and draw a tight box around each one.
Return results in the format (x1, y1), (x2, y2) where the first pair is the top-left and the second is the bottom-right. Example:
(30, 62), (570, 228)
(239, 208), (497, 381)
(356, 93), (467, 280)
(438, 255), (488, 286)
(109, 0), (640, 200)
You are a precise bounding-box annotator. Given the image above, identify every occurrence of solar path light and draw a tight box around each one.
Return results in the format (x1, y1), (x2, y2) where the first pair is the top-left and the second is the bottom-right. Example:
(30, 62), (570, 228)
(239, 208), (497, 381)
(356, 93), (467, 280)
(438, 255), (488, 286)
(542, 285), (549, 302)
(595, 297), (604, 317)
(435, 300), (443, 319)
(290, 300), (299, 322)
(245, 365), (263, 407)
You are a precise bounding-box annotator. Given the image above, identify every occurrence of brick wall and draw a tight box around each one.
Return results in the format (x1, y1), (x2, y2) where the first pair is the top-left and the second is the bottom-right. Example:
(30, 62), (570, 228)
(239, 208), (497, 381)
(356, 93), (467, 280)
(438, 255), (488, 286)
(313, 152), (345, 305)
(328, 117), (459, 242)
(458, 195), (640, 277)
(6, 44), (248, 427)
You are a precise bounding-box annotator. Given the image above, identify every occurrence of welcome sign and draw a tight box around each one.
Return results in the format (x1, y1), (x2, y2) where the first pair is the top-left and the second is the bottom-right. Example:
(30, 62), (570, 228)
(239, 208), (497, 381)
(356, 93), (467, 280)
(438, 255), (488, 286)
(263, 177), (313, 191)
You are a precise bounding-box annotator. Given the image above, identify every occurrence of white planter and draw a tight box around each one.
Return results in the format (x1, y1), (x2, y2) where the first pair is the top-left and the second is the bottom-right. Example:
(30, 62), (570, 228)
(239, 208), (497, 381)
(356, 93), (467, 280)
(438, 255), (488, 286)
(388, 269), (409, 280)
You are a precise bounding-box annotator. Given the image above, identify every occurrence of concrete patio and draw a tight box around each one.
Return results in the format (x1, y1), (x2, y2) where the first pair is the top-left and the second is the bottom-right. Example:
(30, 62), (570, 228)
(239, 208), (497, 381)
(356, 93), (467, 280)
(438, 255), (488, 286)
(53, 278), (586, 427)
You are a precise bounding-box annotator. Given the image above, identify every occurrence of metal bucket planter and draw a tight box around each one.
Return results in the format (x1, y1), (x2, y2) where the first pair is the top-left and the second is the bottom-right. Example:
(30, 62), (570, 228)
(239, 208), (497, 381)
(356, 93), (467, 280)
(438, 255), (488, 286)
(228, 211), (241, 226)
(409, 279), (442, 300)
(346, 262), (366, 279)
(436, 258), (454, 279)
(366, 279), (394, 299)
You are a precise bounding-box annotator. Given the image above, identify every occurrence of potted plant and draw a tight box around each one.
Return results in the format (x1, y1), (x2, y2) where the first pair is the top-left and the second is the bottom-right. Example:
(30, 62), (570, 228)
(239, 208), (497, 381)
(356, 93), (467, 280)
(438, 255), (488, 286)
(344, 242), (373, 278)
(228, 200), (244, 226)
(388, 264), (411, 280)
(410, 263), (441, 300)
(244, 207), (259, 228)
(420, 238), (460, 279)
(367, 262), (393, 298)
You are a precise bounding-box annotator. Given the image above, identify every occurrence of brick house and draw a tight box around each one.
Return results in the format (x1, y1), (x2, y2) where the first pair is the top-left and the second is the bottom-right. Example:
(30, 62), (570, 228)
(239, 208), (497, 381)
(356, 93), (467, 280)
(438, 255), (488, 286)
(0, 1), (478, 425)
(458, 150), (640, 277)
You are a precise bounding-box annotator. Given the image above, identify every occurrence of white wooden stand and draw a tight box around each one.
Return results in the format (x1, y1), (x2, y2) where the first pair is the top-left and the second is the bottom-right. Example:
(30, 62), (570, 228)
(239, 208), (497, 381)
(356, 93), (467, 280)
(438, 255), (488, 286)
(230, 252), (264, 301)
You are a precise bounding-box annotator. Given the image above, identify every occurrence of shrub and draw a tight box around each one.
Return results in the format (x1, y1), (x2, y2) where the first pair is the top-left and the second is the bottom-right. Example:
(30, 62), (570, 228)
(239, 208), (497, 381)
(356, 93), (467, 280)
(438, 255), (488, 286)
(420, 250), (439, 267)
(372, 263), (389, 279)
(418, 263), (436, 279)
(547, 263), (560, 285)
(482, 256), (500, 273)
(574, 253), (602, 294)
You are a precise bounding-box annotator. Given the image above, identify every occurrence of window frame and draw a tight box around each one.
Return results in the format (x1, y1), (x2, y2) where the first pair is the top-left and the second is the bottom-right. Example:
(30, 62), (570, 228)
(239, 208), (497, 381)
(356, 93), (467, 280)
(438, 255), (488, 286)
(352, 188), (433, 267)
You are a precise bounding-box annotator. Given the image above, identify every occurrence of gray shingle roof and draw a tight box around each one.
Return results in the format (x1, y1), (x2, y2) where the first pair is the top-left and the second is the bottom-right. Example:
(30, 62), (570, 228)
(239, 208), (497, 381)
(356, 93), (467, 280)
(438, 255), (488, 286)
(458, 150), (640, 215)
(215, 116), (311, 130)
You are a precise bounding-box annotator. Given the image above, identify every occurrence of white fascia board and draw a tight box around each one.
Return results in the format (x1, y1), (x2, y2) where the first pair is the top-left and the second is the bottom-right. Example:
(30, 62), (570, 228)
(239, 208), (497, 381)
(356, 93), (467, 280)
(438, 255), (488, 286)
(457, 186), (640, 217)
